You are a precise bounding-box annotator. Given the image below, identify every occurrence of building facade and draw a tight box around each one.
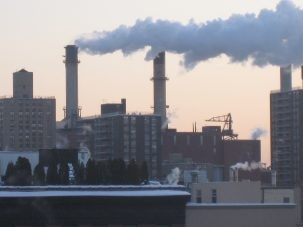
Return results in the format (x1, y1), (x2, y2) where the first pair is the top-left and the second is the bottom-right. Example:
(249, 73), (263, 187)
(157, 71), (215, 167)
(270, 65), (303, 187)
(161, 126), (261, 180)
(93, 113), (162, 178)
(0, 69), (56, 151)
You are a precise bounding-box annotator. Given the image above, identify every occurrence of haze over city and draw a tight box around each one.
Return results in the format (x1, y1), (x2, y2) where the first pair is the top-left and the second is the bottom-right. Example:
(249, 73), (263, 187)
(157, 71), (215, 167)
(1, 0), (303, 165)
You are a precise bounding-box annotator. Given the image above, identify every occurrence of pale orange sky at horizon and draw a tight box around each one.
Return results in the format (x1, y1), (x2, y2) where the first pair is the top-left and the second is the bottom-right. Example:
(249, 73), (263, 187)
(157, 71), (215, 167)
(1, 0), (303, 165)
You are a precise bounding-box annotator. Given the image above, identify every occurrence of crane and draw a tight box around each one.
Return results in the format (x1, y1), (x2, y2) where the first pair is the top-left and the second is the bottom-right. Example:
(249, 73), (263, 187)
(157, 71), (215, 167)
(206, 113), (238, 140)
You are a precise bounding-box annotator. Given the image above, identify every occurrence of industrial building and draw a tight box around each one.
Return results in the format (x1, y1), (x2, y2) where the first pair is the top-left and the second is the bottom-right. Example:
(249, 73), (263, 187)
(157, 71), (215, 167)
(57, 45), (264, 181)
(58, 47), (164, 178)
(0, 185), (190, 226)
(161, 124), (261, 180)
(0, 69), (56, 151)
(270, 65), (303, 187)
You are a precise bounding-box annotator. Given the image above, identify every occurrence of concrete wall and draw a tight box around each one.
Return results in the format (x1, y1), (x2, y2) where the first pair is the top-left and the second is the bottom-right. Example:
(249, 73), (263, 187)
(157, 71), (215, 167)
(191, 181), (262, 203)
(186, 203), (297, 227)
(263, 188), (295, 203)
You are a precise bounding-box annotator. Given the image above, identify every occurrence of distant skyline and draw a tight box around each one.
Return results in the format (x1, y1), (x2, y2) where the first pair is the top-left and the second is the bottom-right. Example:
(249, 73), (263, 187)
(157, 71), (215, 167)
(1, 0), (303, 165)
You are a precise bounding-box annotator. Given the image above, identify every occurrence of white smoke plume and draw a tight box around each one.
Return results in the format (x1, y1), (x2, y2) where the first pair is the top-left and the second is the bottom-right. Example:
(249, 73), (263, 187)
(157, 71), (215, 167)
(251, 128), (267, 140)
(231, 161), (265, 171)
(166, 167), (181, 185)
(75, 1), (303, 70)
(161, 109), (178, 130)
(56, 134), (69, 149)
(81, 124), (93, 136)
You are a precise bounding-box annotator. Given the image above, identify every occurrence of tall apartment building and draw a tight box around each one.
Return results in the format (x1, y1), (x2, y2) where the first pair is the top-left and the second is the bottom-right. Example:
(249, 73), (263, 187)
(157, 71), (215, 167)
(270, 65), (303, 187)
(0, 69), (56, 151)
(84, 99), (162, 178)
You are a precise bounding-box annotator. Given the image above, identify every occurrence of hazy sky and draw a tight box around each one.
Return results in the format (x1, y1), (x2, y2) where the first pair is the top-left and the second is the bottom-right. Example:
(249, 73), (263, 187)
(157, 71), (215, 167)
(1, 0), (303, 165)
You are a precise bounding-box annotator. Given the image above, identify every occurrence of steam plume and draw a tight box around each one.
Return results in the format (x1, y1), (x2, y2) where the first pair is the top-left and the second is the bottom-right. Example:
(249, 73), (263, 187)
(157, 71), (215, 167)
(75, 1), (303, 69)
(251, 128), (267, 140)
(231, 161), (265, 171)
(166, 167), (181, 185)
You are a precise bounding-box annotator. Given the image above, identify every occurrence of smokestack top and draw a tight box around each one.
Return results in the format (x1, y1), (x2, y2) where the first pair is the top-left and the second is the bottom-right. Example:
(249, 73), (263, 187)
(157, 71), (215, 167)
(280, 65), (292, 92)
(65, 45), (79, 64)
(154, 51), (165, 65)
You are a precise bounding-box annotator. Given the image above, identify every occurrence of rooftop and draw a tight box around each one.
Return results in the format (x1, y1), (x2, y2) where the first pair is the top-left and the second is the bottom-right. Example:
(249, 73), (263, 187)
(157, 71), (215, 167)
(0, 185), (190, 197)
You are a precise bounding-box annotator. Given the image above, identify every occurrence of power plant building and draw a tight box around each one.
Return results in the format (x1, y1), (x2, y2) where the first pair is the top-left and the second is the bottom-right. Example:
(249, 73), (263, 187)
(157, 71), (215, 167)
(161, 126), (261, 180)
(57, 45), (262, 180)
(270, 65), (303, 187)
(0, 69), (56, 151)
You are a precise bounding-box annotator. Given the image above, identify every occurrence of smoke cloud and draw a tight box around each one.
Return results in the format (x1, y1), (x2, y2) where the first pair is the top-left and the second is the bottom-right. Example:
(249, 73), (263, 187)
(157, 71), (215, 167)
(75, 1), (303, 69)
(166, 167), (181, 185)
(231, 161), (265, 171)
(251, 128), (267, 140)
(161, 109), (178, 130)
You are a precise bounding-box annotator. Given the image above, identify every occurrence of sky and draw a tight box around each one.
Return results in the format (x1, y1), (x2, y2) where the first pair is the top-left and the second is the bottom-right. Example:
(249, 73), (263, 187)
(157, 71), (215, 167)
(1, 0), (303, 165)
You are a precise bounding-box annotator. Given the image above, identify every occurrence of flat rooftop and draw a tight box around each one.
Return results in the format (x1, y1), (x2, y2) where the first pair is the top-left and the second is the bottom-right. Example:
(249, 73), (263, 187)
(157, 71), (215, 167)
(0, 185), (190, 197)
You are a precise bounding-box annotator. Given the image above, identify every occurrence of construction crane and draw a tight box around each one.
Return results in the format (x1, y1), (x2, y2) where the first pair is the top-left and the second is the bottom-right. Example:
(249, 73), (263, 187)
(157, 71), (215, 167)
(206, 113), (238, 140)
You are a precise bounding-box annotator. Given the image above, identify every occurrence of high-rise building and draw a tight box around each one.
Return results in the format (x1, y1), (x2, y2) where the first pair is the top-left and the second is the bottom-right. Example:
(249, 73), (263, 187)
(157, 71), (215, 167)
(84, 99), (162, 178)
(0, 69), (56, 151)
(270, 65), (303, 186)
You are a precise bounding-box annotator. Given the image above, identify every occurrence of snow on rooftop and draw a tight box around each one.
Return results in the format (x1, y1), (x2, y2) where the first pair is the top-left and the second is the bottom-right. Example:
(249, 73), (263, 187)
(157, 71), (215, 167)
(0, 184), (185, 190)
(187, 202), (296, 207)
(0, 185), (189, 197)
(0, 190), (190, 198)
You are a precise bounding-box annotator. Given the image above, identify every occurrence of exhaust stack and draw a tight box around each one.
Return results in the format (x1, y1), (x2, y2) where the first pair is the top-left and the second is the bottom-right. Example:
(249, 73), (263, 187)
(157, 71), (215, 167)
(152, 52), (168, 129)
(64, 45), (80, 128)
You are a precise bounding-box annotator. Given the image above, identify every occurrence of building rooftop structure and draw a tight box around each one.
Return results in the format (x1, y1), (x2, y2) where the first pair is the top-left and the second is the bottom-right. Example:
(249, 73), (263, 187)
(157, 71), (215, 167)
(0, 185), (190, 226)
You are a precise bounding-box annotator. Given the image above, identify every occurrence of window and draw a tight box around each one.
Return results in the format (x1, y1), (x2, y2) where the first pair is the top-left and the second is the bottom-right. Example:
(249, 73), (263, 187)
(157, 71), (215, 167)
(211, 189), (217, 203)
(283, 197), (290, 203)
(196, 189), (202, 203)
(200, 135), (203, 146)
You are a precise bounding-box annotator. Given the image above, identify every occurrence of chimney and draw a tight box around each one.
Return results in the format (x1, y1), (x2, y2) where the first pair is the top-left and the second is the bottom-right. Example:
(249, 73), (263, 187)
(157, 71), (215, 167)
(301, 66), (303, 88)
(152, 52), (168, 129)
(64, 45), (80, 128)
(280, 65), (292, 92)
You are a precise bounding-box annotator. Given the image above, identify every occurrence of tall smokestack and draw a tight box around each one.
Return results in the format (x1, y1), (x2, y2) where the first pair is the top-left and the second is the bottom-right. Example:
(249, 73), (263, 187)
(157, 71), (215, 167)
(64, 45), (80, 128)
(152, 52), (168, 129)
(280, 65), (292, 92)
(301, 66), (303, 88)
